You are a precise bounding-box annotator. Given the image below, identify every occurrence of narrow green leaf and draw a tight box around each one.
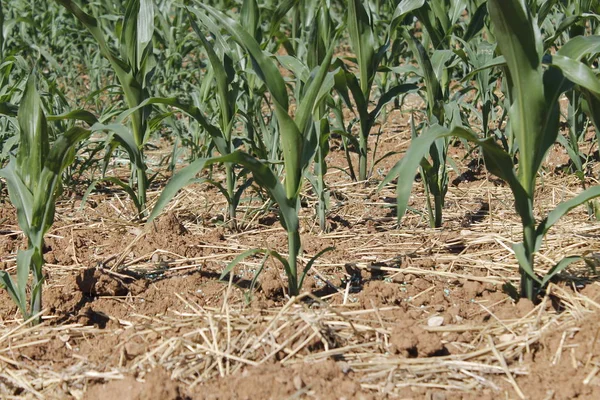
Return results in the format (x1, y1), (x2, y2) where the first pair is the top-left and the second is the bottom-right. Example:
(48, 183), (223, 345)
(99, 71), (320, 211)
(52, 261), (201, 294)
(369, 84), (418, 122)
(220, 248), (265, 280)
(295, 41), (336, 136)
(104, 177), (141, 212)
(241, 0), (260, 38)
(17, 73), (48, 192)
(535, 186), (600, 252)
(512, 242), (540, 283)
(551, 55), (600, 96)
(0, 159), (34, 236)
(47, 109), (98, 126)
(32, 127), (91, 239)
(392, 0), (425, 27)
(540, 256), (581, 288)
(557, 35), (600, 60)
(191, 4), (288, 111)
(147, 157), (209, 223)
(16, 248), (34, 312)
(298, 246), (334, 290)
(190, 19), (232, 135)
(463, 2), (488, 42)
(347, 0), (376, 97)
(0, 271), (27, 317)
(380, 125), (532, 227)
(488, 0), (546, 195)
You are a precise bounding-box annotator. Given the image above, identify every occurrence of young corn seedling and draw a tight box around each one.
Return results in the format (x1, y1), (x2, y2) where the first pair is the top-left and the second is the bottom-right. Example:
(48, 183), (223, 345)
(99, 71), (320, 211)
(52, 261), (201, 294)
(0, 73), (90, 323)
(57, 0), (156, 217)
(304, 0), (336, 231)
(342, 0), (416, 182)
(188, 18), (249, 230)
(148, 2), (335, 296)
(382, 0), (600, 301)
(391, 0), (478, 227)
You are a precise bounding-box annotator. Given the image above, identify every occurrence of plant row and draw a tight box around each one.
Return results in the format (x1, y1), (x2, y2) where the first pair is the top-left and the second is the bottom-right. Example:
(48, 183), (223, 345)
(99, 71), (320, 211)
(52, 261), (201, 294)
(1, 0), (600, 323)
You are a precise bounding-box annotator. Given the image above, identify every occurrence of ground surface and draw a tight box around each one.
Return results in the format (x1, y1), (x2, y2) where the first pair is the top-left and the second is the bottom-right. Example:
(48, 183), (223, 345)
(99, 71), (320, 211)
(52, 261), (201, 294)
(2, 99), (600, 400)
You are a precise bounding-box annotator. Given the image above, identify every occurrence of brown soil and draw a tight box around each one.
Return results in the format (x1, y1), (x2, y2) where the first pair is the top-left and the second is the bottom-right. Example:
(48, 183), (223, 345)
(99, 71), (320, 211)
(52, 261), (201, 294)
(2, 102), (600, 400)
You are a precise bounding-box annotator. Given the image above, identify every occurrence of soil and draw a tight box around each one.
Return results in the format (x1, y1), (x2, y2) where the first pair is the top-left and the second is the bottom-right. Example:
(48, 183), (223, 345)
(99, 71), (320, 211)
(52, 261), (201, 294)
(2, 101), (600, 400)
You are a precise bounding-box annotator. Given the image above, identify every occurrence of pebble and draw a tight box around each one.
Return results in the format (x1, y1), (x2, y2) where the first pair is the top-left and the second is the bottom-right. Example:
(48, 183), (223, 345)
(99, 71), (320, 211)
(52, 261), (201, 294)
(293, 376), (304, 390)
(427, 316), (445, 327)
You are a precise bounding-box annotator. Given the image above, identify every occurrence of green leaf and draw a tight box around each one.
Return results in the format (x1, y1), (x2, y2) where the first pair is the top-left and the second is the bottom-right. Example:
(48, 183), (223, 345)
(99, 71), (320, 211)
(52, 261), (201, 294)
(488, 0), (546, 195)
(47, 109), (98, 126)
(380, 124), (533, 227)
(91, 123), (145, 174)
(368, 84), (418, 122)
(404, 31), (443, 120)
(348, 0), (376, 97)
(557, 35), (600, 60)
(295, 41), (336, 138)
(57, 0), (148, 146)
(392, 0), (425, 28)
(534, 186), (600, 252)
(463, 2), (488, 42)
(190, 18), (232, 137)
(104, 177), (141, 212)
(0, 159), (34, 236)
(17, 72), (48, 193)
(220, 248), (265, 280)
(147, 157), (209, 223)
(540, 256), (581, 289)
(148, 150), (297, 230)
(192, 4), (288, 111)
(268, 0), (300, 39)
(16, 248), (33, 314)
(512, 242), (540, 284)
(122, 0), (155, 71)
(241, 0), (260, 38)
(298, 246), (334, 290)
(32, 127), (91, 240)
(550, 55), (600, 96)
(122, 97), (228, 155)
(0, 271), (27, 317)
(460, 56), (506, 82)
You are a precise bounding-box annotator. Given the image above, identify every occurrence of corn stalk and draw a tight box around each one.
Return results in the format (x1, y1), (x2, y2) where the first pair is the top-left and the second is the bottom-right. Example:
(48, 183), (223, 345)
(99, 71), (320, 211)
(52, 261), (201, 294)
(148, 2), (335, 296)
(382, 0), (600, 301)
(0, 73), (90, 323)
(56, 0), (155, 217)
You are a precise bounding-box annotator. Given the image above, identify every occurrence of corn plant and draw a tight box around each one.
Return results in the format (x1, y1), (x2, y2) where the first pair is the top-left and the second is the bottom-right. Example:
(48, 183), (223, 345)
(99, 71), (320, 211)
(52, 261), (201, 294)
(340, 0), (416, 182)
(185, 18), (248, 230)
(57, 0), (156, 217)
(0, 73), (90, 322)
(382, 0), (600, 301)
(148, 2), (335, 296)
(390, 0), (477, 227)
(305, 1), (336, 232)
(0, 4), (4, 60)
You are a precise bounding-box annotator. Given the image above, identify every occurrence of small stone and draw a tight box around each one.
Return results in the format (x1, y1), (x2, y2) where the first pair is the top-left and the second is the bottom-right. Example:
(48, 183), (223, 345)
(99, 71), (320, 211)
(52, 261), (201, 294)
(58, 334), (70, 343)
(339, 361), (352, 374)
(293, 376), (304, 390)
(499, 333), (515, 343)
(432, 392), (447, 400)
(427, 316), (445, 327)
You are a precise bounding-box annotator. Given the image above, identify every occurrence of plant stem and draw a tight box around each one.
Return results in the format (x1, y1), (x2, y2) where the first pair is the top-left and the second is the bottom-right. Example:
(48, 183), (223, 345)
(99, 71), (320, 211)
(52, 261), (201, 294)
(434, 193), (443, 228)
(359, 129), (368, 181)
(521, 223), (537, 300)
(226, 163), (237, 230)
(136, 163), (148, 218)
(287, 228), (301, 296)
